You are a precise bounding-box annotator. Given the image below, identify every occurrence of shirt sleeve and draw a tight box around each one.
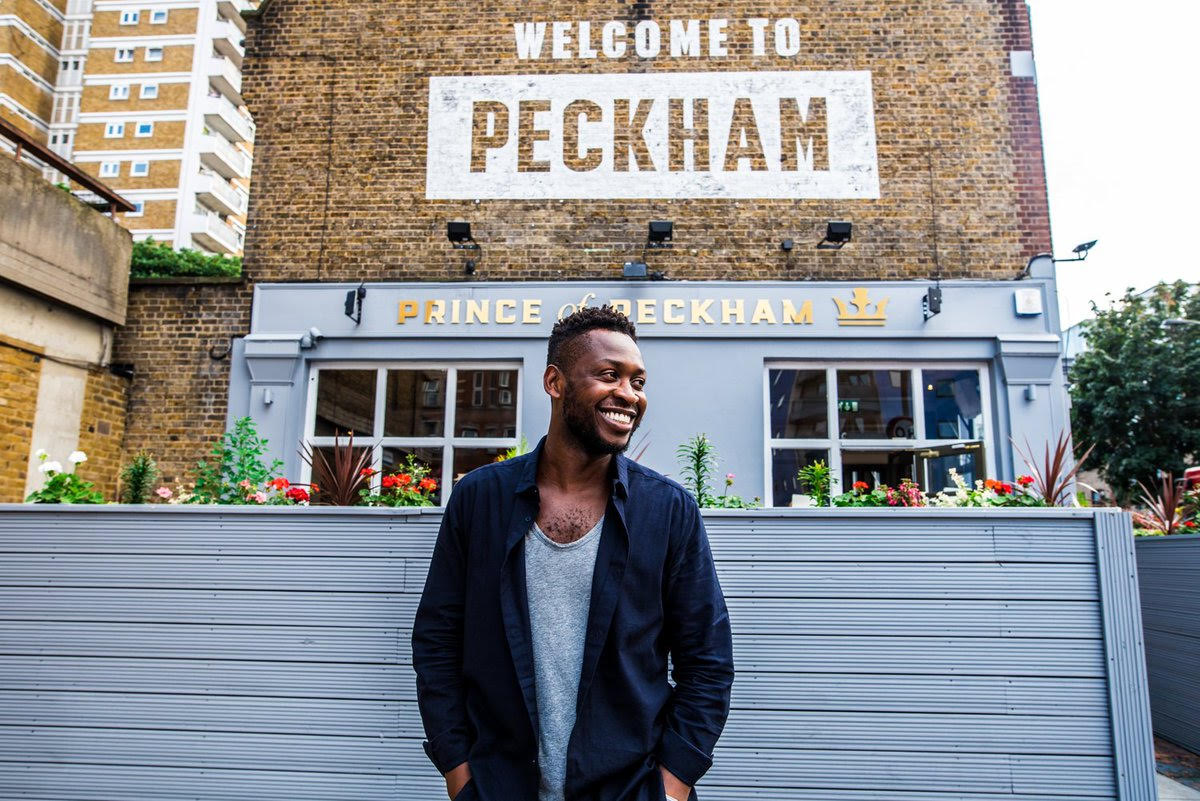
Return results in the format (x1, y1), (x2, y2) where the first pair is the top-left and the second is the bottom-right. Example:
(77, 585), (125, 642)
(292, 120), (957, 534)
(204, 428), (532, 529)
(411, 491), (472, 775)
(656, 496), (735, 787)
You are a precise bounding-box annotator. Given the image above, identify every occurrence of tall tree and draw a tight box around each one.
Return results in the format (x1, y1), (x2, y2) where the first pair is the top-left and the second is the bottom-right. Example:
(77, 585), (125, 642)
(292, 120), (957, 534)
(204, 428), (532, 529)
(1069, 281), (1200, 504)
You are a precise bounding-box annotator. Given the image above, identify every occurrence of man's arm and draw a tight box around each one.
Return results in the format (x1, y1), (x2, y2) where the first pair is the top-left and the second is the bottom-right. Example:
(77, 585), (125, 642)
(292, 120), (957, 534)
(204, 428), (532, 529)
(657, 497), (735, 793)
(411, 495), (473, 787)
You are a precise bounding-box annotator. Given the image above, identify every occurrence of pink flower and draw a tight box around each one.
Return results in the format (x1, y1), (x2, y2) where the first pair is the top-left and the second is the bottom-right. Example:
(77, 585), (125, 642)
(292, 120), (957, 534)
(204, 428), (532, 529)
(239, 480), (253, 489)
(252, 491), (267, 504)
(155, 486), (173, 499)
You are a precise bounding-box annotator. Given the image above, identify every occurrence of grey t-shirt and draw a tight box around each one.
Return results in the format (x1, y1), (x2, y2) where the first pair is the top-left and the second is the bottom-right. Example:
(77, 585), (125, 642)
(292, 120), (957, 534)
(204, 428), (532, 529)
(525, 516), (603, 801)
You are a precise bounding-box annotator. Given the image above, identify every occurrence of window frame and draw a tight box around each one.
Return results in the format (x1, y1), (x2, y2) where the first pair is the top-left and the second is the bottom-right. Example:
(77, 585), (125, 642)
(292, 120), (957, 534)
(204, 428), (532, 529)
(109, 83), (130, 100)
(150, 9), (168, 23)
(119, 9), (139, 25)
(134, 121), (154, 137)
(763, 361), (996, 506)
(302, 361), (524, 503)
(104, 122), (125, 137)
(140, 83), (159, 99)
(99, 160), (120, 177)
(145, 46), (164, 62)
(114, 48), (135, 63)
(130, 160), (149, 176)
(125, 200), (145, 217)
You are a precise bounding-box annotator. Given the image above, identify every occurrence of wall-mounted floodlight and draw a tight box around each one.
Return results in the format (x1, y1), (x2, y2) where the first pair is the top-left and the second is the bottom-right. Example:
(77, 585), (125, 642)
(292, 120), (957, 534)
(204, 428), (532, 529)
(300, 326), (324, 349)
(817, 221), (852, 250)
(1052, 239), (1097, 263)
(344, 283), (366, 325)
(447, 221), (479, 250)
(647, 220), (673, 248)
(922, 286), (943, 321)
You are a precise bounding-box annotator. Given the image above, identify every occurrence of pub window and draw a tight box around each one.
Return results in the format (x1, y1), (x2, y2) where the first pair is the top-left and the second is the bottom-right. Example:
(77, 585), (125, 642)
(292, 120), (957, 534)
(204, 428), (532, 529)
(305, 363), (522, 504)
(765, 364), (992, 508)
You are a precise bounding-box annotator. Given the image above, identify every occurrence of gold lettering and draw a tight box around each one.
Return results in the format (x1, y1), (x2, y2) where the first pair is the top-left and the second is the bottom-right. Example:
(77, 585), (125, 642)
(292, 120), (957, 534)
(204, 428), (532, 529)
(668, 98), (709, 171)
(690, 298), (715, 324)
(424, 300), (446, 324)
(522, 299), (542, 324)
(397, 300), (418, 324)
(466, 299), (489, 323)
(611, 299), (632, 317)
(779, 97), (828, 171)
(663, 299), (685, 324)
(723, 97), (767, 172)
(751, 299), (777, 324)
(782, 299), (813, 324)
(563, 100), (603, 172)
(451, 299), (462, 323)
(496, 299), (517, 323)
(471, 101), (509, 173)
(517, 100), (551, 172)
(613, 98), (655, 171)
(721, 298), (745, 323)
(636, 298), (657, 324)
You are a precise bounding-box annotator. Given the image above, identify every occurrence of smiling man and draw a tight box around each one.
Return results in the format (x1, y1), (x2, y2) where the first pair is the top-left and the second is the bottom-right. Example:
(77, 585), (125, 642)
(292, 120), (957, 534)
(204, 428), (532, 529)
(412, 306), (734, 801)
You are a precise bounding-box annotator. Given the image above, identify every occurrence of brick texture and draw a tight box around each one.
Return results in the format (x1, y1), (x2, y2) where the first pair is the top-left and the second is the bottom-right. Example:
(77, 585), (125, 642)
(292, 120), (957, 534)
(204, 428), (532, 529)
(0, 336), (42, 503)
(89, 8), (199, 38)
(74, 368), (130, 500)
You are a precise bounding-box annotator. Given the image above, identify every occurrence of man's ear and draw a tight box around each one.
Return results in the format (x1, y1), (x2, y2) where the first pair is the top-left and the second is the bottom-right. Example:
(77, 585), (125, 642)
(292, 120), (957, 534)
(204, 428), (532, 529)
(544, 363), (565, 401)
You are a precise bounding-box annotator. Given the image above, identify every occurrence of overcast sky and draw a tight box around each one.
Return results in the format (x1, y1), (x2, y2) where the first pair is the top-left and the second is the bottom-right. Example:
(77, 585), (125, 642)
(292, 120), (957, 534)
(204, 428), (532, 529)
(1026, 1), (1200, 328)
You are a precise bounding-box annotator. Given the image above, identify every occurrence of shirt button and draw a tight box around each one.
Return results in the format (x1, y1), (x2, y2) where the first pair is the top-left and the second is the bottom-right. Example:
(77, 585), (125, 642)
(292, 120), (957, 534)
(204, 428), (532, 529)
(525, 516), (531, 522)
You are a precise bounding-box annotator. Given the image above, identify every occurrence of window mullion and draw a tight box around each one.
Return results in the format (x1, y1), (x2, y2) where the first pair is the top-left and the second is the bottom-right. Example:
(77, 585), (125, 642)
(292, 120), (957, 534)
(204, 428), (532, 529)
(443, 367), (457, 498)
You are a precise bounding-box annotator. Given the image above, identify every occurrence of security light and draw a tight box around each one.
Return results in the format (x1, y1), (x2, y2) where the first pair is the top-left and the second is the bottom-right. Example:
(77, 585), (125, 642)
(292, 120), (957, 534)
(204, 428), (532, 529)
(923, 286), (943, 321)
(647, 220), (673, 248)
(817, 221), (852, 250)
(447, 221), (478, 250)
(344, 283), (366, 325)
(1052, 239), (1098, 263)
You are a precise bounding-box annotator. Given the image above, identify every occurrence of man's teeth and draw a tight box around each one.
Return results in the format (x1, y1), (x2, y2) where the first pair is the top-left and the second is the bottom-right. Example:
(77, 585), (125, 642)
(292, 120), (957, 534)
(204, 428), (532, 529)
(602, 410), (633, 424)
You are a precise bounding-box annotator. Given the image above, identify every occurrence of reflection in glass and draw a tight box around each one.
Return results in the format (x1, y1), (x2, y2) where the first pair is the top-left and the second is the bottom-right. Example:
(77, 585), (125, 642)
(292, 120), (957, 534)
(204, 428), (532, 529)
(453, 448), (506, 486)
(381, 446), (443, 505)
(925, 450), (981, 493)
(923, 369), (983, 440)
(384, 370), (446, 437)
(455, 370), (518, 438)
(837, 370), (913, 439)
(840, 450), (917, 491)
(315, 370), (376, 436)
(769, 370), (827, 438)
(770, 448), (829, 508)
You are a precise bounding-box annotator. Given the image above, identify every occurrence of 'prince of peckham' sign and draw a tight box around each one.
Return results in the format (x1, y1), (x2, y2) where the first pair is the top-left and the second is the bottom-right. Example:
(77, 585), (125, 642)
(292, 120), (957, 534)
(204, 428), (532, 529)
(425, 71), (879, 200)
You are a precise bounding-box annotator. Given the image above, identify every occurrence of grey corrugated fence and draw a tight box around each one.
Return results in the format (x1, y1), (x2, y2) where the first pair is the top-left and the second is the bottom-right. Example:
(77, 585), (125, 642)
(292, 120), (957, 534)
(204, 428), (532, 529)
(0, 506), (1153, 800)
(1135, 533), (1200, 755)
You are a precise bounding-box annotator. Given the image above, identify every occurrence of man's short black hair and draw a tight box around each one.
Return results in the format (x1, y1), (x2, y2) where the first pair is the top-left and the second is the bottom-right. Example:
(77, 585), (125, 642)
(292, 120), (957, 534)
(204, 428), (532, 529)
(547, 305), (638, 371)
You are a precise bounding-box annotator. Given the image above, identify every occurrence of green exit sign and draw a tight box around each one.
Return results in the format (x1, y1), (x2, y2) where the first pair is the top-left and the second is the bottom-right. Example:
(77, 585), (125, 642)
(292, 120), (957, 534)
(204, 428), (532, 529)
(838, 400), (860, 412)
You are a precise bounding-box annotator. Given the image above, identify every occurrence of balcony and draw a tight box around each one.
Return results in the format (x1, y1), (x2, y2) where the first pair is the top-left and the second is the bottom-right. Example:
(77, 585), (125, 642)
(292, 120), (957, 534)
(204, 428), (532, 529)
(212, 19), (245, 68)
(202, 95), (254, 144)
(194, 171), (246, 217)
(198, 134), (250, 179)
(207, 55), (243, 105)
(216, 0), (250, 32)
(188, 210), (242, 255)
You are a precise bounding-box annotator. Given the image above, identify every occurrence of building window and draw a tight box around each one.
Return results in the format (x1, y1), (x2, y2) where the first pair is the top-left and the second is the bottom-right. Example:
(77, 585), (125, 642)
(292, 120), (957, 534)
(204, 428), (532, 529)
(109, 83), (130, 100)
(140, 83), (158, 99)
(150, 9), (167, 23)
(305, 364), (522, 504)
(99, 161), (120, 177)
(119, 10), (139, 25)
(114, 48), (134, 62)
(135, 121), (154, 137)
(765, 364), (992, 507)
(104, 122), (124, 137)
(130, 161), (149, 176)
(145, 46), (163, 62)
(125, 201), (145, 217)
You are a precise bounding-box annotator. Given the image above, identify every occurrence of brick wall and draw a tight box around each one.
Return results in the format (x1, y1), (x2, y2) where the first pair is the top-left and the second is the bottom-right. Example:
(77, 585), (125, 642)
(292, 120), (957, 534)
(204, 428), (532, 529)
(86, 45), (195, 75)
(89, 8), (199, 38)
(0, 336), (42, 503)
(115, 283), (252, 486)
(81, 81), (192, 113)
(74, 369), (131, 500)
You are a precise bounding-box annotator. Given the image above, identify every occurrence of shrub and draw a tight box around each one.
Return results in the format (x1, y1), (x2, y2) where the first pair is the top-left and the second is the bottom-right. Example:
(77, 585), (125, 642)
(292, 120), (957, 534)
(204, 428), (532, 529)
(797, 459), (834, 507)
(189, 417), (284, 504)
(119, 451), (158, 504)
(130, 238), (241, 279)
(675, 434), (757, 509)
(26, 450), (104, 504)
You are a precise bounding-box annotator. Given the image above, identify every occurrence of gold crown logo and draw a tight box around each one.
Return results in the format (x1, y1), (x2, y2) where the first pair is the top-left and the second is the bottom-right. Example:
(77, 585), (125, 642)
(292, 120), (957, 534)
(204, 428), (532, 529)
(834, 287), (889, 326)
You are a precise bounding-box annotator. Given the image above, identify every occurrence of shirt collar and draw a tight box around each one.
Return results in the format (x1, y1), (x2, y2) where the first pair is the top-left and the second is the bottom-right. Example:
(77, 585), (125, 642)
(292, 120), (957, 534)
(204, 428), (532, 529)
(516, 435), (629, 500)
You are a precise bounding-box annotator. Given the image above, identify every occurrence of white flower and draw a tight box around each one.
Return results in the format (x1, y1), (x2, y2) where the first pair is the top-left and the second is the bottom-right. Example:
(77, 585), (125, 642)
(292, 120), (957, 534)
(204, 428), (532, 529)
(68, 451), (87, 464)
(34, 448), (48, 460)
(39, 461), (63, 474)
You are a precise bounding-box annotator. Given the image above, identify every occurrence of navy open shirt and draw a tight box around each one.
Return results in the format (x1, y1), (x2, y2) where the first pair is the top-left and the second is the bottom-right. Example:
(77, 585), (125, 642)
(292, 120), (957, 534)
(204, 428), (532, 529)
(412, 437), (734, 801)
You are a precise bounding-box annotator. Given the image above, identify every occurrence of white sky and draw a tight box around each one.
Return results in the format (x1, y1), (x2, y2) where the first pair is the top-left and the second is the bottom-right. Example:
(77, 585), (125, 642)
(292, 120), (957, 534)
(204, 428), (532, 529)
(1027, 1), (1200, 327)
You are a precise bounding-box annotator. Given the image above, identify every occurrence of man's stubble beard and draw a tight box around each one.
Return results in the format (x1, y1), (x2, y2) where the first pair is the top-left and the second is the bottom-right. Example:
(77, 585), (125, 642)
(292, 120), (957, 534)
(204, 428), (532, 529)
(561, 377), (641, 457)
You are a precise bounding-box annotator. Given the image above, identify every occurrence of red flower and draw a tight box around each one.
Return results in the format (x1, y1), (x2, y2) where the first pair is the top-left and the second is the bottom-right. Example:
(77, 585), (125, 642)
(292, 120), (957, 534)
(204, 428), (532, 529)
(1000, 482), (1013, 495)
(853, 481), (869, 491)
(360, 467), (377, 477)
(419, 477), (438, 492)
(310, 483), (319, 493)
(984, 479), (999, 490)
(1017, 475), (1034, 487)
(285, 487), (309, 503)
(381, 475), (399, 489)
(397, 473), (413, 486)
(267, 477), (289, 490)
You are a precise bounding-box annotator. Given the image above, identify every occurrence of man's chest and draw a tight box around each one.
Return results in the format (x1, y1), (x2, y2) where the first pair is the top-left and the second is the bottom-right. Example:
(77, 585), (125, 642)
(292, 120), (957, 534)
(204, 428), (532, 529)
(535, 486), (608, 544)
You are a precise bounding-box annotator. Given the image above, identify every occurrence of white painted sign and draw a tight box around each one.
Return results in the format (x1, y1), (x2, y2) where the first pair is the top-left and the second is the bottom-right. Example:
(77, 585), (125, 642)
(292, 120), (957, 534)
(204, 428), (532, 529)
(425, 71), (879, 200)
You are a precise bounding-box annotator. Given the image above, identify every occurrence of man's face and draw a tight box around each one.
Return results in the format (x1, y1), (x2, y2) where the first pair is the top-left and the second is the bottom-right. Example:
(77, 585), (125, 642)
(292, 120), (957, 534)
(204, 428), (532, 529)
(557, 329), (647, 456)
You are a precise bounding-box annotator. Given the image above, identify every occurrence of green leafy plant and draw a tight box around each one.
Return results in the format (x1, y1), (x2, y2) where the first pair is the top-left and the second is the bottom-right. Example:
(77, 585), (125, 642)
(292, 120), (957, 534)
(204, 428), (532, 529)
(26, 449), (105, 504)
(930, 470), (1046, 508)
(1012, 431), (1095, 507)
(119, 451), (158, 504)
(676, 433), (718, 507)
(130, 238), (241, 279)
(833, 478), (926, 507)
(189, 416), (284, 504)
(359, 454), (439, 507)
(796, 460), (834, 507)
(494, 435), (530, 462)
(297, 430), (373, 506)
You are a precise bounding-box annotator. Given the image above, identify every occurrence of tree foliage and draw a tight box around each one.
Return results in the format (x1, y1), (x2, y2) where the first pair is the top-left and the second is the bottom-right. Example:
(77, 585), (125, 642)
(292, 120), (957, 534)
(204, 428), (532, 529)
(1069, 281), (1200, 504)
(130, 238), (241, 278)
